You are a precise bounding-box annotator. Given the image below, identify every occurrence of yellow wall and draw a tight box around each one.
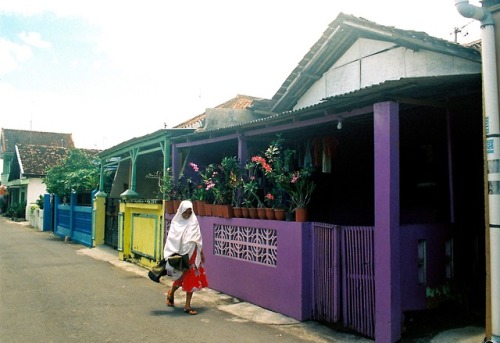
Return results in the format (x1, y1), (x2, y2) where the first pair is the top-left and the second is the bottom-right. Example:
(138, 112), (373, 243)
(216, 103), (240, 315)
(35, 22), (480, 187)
(118, 201), (163, 268)
(92, 194), (106, 246)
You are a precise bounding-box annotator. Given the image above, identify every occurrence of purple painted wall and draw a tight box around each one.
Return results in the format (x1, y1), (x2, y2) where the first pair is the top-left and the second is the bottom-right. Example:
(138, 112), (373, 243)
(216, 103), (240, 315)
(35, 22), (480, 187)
(166, 214), (313, 321)
(163, 211), (453, 341)
(400, 223), (451, 311)
(201, 217), (312, 321)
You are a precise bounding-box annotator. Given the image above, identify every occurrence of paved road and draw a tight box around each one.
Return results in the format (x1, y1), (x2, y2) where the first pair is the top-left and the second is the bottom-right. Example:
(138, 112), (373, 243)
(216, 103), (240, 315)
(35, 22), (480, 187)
(0, 217), (368, 343)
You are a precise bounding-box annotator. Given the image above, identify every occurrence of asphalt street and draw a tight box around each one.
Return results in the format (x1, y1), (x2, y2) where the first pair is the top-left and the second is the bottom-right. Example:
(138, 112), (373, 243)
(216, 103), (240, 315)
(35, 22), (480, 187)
(0, 217), (485, 343)
(0, 217), (371, 343)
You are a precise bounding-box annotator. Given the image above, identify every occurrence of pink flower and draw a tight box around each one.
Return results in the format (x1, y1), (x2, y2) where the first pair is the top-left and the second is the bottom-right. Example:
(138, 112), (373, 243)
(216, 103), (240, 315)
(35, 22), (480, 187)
(205, 180), (215, 190)
(265, 193), (274, 201)
(251, 155), (273, 173)
(189, 162), (199, 173)
(291, 171), (300, 184)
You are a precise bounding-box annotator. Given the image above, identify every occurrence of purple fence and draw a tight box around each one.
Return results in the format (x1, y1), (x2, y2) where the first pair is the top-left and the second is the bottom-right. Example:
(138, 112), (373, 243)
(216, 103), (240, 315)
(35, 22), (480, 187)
(342, 226), (375, 338)
(163, 210), (449, 339)
(312, 224), (375, 338)
(312, 223), (341, 323)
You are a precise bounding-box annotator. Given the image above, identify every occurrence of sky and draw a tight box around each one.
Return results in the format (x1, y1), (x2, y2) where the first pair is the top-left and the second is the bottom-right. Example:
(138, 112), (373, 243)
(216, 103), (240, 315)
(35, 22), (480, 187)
(0, 0), (483, 150)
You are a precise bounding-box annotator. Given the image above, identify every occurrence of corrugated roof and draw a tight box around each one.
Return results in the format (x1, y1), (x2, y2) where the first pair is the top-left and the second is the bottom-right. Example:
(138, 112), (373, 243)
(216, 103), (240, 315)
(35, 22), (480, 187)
(266, 13), (481, 113)
(170, 73), (481, 143)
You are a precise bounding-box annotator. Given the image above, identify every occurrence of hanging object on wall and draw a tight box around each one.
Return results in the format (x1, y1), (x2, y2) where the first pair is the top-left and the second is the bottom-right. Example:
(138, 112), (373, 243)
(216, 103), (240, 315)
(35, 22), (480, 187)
(322, 136), (339, 174)
(304, 139), (312, 168)
(312, 137), (323, 168)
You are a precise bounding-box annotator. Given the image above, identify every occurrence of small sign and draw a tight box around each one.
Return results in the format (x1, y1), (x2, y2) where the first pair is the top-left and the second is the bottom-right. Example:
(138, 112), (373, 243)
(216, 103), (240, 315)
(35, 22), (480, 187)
(487, 139), (495, 154)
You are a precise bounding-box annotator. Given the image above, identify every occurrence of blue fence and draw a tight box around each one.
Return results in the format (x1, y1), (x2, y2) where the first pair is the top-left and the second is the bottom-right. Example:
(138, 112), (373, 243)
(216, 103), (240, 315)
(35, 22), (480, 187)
(43, 193), (94, 247)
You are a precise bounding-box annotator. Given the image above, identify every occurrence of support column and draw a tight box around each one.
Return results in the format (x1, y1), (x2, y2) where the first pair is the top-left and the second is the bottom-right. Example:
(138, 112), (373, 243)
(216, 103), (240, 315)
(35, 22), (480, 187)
(92, 195), (106, 246)
(172, 144), (180, 181)
(121, 148), (139, 199)
(374, 101), (401, 343)
(238, 134), (248, 167)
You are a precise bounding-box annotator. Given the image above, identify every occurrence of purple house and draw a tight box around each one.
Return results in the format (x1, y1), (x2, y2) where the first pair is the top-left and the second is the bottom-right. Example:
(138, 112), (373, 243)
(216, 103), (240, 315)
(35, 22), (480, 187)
(97, 13), (484, 342)
(166, 14), (484, 342)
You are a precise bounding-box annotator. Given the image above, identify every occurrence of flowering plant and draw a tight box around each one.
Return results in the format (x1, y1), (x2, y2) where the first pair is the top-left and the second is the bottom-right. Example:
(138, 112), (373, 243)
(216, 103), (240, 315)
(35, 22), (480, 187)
(288, 168), (316, 210)
(159, 168), (175, 200)
(189, 157), (240, 205)
(242, 175), (263, 208)
(244, 158), (266, 208)
(213, 156), (239, 205)
(189, 162), (206, 201)
(175, 174), (192, 200)
(263, 135), (297, 209)
(264, 192), (275, 208)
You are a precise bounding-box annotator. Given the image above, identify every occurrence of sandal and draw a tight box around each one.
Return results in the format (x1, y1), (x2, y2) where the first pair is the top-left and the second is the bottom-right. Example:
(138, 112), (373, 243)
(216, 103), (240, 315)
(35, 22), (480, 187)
(166, 290), (174, 307)
(183, 308), (198, 315)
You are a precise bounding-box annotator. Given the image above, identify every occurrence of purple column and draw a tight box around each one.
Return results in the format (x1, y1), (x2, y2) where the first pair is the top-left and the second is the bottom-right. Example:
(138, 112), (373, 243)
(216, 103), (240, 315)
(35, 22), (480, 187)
(374, 101), (401, 342)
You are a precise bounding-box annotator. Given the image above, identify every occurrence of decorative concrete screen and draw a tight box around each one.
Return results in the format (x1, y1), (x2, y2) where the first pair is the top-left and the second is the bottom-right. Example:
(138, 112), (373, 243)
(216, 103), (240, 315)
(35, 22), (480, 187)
(213, 224), (277, 266)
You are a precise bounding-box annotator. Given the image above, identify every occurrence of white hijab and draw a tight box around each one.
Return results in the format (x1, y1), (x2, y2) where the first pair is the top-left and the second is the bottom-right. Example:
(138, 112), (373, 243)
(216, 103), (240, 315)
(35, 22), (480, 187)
(163, 200), (203, 268)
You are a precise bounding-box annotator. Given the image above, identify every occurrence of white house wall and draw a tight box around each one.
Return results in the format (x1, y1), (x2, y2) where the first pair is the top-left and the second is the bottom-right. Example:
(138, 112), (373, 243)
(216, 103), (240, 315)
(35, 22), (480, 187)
(294, 37), (482, 110)
(26, 178), (46, 205)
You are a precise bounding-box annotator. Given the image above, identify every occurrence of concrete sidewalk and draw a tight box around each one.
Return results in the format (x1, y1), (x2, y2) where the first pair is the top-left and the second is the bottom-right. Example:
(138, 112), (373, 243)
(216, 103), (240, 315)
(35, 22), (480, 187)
(77, 243), (485, 343)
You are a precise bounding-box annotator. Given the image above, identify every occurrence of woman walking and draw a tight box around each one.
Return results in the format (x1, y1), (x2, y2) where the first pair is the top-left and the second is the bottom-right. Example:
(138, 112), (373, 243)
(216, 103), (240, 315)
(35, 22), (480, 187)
(163, 200), (208, 315)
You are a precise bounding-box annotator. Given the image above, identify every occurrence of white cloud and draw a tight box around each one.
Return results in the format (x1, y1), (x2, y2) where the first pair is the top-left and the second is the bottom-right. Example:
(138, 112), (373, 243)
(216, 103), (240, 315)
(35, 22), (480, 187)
(19, 31), (51, 48)
(0, 38), (32, 74)
(0, 0), (486, 150)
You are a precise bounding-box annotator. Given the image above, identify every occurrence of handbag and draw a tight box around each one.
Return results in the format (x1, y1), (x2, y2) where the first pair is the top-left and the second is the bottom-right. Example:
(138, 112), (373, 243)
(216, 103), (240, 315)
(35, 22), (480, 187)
(148, 259), (167, 283)
(168, 253), (190, 272)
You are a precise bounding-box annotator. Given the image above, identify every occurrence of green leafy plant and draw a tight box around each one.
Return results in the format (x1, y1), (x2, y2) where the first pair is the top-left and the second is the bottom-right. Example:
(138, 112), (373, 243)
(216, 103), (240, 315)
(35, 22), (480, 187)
(7, 202), (26, 219)
(44, 149), (101, 199)
(287, 167), (316, 210)
(35, 195), (44, 210)
(159, 167), (174, 200)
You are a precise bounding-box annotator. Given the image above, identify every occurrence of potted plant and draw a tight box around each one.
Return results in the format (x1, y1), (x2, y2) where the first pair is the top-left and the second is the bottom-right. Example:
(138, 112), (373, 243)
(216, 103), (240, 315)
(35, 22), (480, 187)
(160, 168), (175, 214)
(264, 192), (275, 220)
(287, 168), (316, 222)
(242, 174), (262, 219)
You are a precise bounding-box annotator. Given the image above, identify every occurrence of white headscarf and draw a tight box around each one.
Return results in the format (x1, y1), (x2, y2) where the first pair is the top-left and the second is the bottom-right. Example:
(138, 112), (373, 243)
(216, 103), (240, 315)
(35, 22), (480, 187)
(163, 200), (203, 268)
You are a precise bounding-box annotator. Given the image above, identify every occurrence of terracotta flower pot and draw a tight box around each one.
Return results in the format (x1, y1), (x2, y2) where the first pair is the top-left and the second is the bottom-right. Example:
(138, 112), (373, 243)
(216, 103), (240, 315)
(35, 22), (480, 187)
(257, 208), (267, 219)
(295, 208), (308, 222)
(220, 205), (233, 218)
(165, 200), (175, 214)
(233, 207), (243, 218)
(274, 208), (286, 221)
(248, 208), (258, 219)
(241, 207), (250, 218)
(194, 200), (206, 216)
(265, 208), (275, 220)
(173, 200), (181, 213)
(204, 203), (213, 216)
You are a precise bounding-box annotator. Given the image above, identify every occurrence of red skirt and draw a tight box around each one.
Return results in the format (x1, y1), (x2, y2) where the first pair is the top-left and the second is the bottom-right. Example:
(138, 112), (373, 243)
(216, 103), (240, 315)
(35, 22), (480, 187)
(172, 248), (208, 292)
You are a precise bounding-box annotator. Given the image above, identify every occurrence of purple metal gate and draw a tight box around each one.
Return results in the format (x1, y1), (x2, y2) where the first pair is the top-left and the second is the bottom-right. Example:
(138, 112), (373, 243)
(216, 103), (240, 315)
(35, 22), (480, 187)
(342, 226), (375, 338)
(312, 223), (340, 323)
(312, 224), (375, 339)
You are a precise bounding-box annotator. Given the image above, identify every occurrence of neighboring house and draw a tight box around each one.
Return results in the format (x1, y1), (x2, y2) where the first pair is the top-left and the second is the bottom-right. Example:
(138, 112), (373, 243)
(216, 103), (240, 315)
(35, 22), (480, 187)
(174, 94), (264, 130)
(95, 95), (262, 250)
(0, 128), (75, 216)
(96, 13), (484, 342)
(101, 94), (263, 200)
